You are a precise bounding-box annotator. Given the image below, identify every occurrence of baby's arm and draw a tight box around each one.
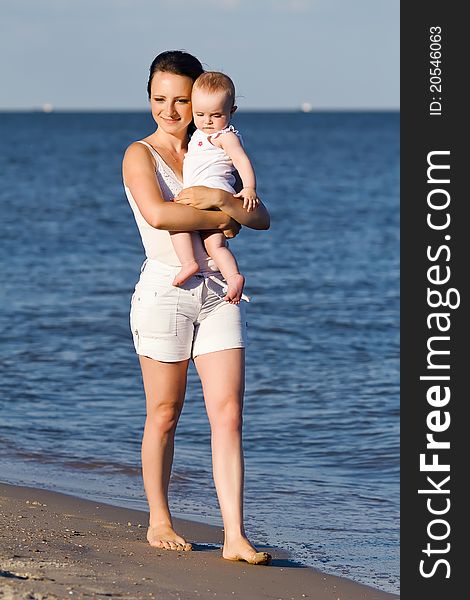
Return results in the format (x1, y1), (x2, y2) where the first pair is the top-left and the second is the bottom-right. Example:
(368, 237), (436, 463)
(215, 133), (259, 212)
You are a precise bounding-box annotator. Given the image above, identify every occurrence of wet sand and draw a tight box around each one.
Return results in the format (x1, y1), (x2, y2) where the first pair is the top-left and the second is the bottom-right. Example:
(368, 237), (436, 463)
(0, 482), (398, 600)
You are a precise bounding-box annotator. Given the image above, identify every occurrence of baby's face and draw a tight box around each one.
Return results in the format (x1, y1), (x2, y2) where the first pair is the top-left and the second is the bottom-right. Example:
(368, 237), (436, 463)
(192, 89), (233, 134)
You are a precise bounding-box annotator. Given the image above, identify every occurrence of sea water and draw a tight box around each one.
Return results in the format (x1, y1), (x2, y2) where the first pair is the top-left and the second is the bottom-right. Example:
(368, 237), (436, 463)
(0, 111), (399, 593)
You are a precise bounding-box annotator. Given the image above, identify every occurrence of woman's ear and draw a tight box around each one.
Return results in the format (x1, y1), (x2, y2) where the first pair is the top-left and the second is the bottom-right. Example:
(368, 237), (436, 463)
(231, 105), (238, 115)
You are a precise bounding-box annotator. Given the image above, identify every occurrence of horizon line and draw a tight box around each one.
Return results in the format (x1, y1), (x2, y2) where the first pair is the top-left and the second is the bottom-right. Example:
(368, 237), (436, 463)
(0, 107), (400, 114)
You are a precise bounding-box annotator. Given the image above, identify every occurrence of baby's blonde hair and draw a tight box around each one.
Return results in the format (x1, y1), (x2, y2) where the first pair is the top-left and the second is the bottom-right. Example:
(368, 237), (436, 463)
(192, 71), (236, 106)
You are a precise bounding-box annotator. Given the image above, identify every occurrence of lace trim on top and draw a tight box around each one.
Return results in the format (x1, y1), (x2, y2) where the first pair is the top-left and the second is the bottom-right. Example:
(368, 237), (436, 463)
(135, 140), (182, 200)
(155, 158), (182, 199)
(210, 124), (239, 140)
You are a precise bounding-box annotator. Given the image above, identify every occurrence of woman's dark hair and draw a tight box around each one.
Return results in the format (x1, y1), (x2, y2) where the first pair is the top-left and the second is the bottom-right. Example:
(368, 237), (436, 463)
(147, 50), (204, 99)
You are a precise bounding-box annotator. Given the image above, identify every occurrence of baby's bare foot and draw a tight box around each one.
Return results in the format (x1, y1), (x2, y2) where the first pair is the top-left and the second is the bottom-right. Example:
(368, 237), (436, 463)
(223, 273), (245, 304)
(223, 535), (272, 565)
(172, 261), (200, 286)
(147, 524), (192, 551)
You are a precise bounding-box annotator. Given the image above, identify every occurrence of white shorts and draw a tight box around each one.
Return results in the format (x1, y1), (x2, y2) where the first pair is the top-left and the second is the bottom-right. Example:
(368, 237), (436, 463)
(129, 259), (247, 362)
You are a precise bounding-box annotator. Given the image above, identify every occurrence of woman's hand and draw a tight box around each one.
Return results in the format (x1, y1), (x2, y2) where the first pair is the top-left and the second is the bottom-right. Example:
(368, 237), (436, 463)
(174, 186), (224, 210)
(223, 218), (241, 239)
(219, 194), (270, 230)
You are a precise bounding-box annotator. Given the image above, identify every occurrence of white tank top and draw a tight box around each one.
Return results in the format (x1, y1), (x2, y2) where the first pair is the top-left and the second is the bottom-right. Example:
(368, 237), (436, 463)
(124, 140), (217, 272)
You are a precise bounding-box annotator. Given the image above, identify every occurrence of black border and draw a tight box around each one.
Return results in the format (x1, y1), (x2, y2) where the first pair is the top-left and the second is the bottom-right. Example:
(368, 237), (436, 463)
(401, 3), (465, 597)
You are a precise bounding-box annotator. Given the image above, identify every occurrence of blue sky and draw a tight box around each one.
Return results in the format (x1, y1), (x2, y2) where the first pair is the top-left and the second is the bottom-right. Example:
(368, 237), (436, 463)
(0, 0), (399, 110)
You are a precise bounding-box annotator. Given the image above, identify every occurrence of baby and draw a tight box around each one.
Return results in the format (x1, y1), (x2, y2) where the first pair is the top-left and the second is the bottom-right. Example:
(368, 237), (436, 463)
(170, 71), (259, 304)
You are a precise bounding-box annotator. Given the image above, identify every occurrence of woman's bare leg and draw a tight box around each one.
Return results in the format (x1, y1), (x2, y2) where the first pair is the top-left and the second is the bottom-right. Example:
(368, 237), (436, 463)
(139, 355), (192, 551)
(194, 348), (271, 564)
(169, 231), (200, 286)
(201, 231), (245, 304)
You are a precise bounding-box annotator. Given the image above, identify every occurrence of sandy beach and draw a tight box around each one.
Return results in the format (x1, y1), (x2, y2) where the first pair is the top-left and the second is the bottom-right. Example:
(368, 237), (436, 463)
(0, 482), (398, 600)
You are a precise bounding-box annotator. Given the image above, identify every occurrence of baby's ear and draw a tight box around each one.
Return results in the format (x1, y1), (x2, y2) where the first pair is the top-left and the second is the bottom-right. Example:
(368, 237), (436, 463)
(231, 105), (238, 115)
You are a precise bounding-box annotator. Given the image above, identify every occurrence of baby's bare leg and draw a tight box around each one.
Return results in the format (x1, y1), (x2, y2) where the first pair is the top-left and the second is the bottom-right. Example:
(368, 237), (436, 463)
(169, 231), (200, 286)
(201, 231), (245, 304)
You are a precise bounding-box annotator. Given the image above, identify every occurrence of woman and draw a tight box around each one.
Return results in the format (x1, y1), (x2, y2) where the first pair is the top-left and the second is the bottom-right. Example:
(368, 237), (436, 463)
(122, 51), (271, 564)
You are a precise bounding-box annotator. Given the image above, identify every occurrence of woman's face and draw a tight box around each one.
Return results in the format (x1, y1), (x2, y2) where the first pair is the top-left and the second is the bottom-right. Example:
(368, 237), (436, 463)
(150, 71), (193, 135)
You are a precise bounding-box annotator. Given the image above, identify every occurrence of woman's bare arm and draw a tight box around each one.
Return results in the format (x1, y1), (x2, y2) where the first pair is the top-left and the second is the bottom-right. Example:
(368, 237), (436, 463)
(122, 143), (237, 233)
(218, 191), (269, 229)
(175, 186), (270, 230)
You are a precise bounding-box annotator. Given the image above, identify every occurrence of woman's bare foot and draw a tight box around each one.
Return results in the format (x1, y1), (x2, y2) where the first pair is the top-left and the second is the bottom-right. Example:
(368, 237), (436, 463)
(223, 273), (245, 304)
(172, 260), (200, 286)
(147, 524), (193, 551)
(222, 534), (272, 565)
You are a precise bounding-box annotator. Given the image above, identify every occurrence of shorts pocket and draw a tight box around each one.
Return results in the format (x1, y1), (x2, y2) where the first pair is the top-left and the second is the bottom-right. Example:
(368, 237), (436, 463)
(131, 285), (179, 338)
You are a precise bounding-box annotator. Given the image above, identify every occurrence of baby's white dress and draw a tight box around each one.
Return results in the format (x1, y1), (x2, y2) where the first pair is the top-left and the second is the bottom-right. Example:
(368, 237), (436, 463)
(182, 125), (241, 192)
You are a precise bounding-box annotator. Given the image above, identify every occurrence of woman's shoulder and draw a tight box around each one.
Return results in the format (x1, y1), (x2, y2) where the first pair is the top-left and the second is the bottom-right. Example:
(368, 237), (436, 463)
(122, 140), (159, 186)
(124, 139), (154, 155)
(123, 140), (157, 166)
